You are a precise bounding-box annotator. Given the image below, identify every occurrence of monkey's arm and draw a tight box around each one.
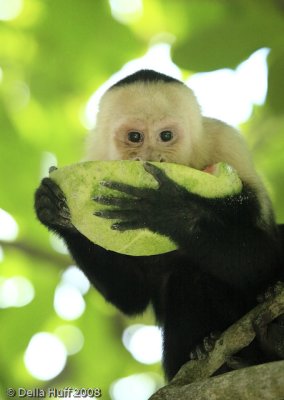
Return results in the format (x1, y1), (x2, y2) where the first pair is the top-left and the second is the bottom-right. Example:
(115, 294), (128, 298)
(94, 163), (281, 290)
(34, 178), (151, 315)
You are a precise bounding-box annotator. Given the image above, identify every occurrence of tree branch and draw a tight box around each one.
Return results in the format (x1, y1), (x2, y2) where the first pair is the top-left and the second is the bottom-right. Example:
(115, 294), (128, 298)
(150, 361), (284, 400)
(0, 239), (71, 268)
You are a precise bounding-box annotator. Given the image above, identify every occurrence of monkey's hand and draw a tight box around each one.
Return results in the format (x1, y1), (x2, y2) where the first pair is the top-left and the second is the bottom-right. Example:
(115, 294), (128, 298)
(93, 162), (217, 244)
(189, 331), (221, 361)
(35, 177), (75, 233)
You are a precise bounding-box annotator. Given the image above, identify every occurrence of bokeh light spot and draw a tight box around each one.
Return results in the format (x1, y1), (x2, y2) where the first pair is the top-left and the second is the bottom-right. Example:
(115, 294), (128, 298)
(24, 332), (67, 381)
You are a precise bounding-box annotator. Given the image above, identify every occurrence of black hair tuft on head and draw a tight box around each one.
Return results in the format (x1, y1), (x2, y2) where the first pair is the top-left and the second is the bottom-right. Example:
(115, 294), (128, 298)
(110, 69), (182, 89)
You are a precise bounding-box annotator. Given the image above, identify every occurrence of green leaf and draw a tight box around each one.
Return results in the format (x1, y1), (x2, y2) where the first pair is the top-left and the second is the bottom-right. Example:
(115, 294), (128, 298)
(266, 50), (284, 114)
(172, 1), (284, 71)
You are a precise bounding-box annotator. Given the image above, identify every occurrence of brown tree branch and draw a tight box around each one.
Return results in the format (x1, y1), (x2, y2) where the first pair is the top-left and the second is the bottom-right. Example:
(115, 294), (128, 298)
(0, 239), (71, 267)
(150, 361), (284, 400)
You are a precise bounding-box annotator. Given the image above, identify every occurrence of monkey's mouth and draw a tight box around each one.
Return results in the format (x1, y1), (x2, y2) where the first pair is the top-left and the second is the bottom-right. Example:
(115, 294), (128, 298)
(203, 164), (216, 174)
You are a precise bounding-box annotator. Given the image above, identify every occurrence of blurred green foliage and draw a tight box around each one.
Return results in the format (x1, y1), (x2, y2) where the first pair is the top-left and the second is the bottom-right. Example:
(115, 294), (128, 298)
(0, 0), (284, 399)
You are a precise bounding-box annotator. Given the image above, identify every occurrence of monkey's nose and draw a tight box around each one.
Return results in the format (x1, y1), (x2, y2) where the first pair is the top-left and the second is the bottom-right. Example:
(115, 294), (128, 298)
(134, 156), (165, 162)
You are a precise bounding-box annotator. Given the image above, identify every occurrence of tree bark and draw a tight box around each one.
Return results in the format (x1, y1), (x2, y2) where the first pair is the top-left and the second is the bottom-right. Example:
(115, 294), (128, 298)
(150, 361), (284, 400)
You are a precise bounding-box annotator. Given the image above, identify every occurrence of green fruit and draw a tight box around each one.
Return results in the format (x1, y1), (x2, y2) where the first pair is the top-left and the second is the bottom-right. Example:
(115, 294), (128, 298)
(50, 161), (242, 256)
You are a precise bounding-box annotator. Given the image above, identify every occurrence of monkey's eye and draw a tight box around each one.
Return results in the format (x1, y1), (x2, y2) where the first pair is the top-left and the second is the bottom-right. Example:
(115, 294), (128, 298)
(160, 130), (173, 142)
(128, 131), (143, 143)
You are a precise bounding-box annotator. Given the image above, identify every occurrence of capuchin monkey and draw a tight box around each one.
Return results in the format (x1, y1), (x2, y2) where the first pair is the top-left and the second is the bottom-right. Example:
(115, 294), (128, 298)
(35, 70), (284, 381)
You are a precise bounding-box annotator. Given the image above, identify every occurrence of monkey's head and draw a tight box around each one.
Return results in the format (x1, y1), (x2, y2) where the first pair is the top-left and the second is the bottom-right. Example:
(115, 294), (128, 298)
(85, 70), (204, 166)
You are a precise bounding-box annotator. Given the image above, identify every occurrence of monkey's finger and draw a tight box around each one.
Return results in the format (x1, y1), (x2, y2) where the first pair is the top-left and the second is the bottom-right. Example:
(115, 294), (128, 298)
(144, 163), (189, 199)
(93, 196), (141, 208)
(189, 345), (206, 361)
(143, 162), (169, 186)
(35, 183), (69, 216)
(41, 178), (66, 202)
(256, 282), (284, 303)
(203, 336), (214, 353)
(94, 209), (137, 220)
(111, 220), (148, 231)
(196, 346), (207, 360)
(100, 180), (147, 198)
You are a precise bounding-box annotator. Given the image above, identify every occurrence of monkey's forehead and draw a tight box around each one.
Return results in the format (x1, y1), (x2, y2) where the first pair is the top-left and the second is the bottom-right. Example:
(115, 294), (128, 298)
(99, 82), (199, 115)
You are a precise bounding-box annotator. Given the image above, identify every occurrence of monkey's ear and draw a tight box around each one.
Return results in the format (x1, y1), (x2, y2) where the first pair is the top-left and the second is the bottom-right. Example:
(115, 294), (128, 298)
(49, 161), (242, 256)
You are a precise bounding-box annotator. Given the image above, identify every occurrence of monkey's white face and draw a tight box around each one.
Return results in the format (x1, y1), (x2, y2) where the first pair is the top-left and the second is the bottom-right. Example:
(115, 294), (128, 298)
(84, 78), (270, 223)
(112, 111), (186, 163)
(86, 82), (203, 166)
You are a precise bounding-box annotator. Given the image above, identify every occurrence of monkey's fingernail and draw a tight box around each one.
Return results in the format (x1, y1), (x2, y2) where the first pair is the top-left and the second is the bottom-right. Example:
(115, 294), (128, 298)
(111, 223), (120, 230)
(100, 181), (110, 187)
(49, 166), (58, 173)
